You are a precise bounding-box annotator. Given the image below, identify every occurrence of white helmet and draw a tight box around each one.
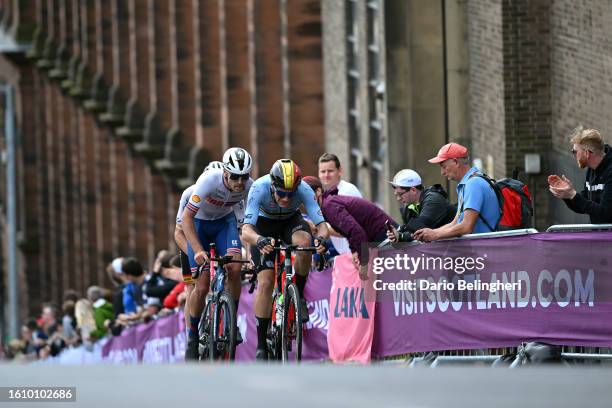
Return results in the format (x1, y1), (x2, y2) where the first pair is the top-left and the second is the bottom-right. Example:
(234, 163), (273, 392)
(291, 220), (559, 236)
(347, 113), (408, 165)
(204, 161), (224, 172)
(222, 147), (253, 175)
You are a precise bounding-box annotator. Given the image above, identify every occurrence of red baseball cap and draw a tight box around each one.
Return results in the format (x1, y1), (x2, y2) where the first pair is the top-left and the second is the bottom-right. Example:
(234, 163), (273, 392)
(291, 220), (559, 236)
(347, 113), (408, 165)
(428, 143), (469, 163)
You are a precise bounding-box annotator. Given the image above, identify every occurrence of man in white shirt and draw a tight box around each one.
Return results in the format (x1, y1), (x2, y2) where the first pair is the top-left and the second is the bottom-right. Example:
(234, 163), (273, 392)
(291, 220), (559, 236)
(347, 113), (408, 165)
(318, 153), (362, 254)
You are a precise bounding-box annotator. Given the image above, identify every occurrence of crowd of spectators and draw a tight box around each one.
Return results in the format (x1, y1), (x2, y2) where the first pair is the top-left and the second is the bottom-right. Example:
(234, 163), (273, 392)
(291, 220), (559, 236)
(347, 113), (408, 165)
(2, 250), (189, 362)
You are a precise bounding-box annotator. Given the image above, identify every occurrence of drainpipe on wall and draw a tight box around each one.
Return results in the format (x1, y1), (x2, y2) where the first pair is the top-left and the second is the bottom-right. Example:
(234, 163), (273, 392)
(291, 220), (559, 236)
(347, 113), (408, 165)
(441, 0), (451, 195)
(0, 83), (18, 339)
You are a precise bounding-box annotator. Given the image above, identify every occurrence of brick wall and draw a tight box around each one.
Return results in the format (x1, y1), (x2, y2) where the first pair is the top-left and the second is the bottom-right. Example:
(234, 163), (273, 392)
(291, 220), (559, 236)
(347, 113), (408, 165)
(467, 0), (506, 179)
(0, 0), (326, 316)
(501, 0), (553, 230)
(468, 0), (553, 229)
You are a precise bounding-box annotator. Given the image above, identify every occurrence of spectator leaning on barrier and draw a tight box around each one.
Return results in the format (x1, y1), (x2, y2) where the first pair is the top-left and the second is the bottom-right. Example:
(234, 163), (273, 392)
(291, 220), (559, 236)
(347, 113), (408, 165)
(413, 143), (500, 242)
(61, 300), (78, 345)
(303, 176), (397, 280)
(87, 286), (115, 339)
(106, 257), (128, 316)
(318, 153), (363, 256)
(74, 299), (97, 345)
(548, 127), (612, 223)
(160, 254), (187, 309)
(41, 303), (58, 332)
(143, 297), (162, 322)
(386, 169), (456, 243)
(61, 290), (79, 339)
(21, 318), (43, 357)
(121, 257), (146, 314)
(40, 303), (67, 357)
(141, 250), (178, 303)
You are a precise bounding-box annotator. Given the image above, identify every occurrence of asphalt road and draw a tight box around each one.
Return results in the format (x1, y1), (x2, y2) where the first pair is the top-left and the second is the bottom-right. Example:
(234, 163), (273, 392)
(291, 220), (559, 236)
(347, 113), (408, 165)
(1, 363), (611, 408)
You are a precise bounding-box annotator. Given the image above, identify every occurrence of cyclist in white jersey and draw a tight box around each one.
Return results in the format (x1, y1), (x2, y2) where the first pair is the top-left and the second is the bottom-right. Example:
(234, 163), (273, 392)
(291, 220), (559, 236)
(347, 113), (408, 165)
(175, 161), (224, 282)
(182, 148), (253, 360)
(174, 161), (223, 331)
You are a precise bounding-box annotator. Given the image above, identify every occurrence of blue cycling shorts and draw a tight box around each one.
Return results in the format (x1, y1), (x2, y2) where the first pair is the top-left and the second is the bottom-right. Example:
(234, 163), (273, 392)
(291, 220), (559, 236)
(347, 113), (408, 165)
(187, 213), (242, 273)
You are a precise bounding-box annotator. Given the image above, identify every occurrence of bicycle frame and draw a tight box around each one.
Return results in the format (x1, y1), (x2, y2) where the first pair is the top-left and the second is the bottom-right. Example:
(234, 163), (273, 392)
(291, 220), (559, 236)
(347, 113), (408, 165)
(269, 242), (320, 361)
(248, 240), (322, 361)
(208, 245), (227, 355)
(270, 246), (296, 329)
(201, 243), (249, 361)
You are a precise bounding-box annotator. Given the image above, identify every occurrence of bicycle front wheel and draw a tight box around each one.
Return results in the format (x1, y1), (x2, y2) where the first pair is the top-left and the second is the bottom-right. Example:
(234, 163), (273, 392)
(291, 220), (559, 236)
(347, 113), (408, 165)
(281, 283), (303, 362)
(209, 291), (237, 361)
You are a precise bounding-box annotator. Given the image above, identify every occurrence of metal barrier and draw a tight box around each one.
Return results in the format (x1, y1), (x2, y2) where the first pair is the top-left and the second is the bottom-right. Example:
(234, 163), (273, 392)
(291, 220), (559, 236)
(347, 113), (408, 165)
(562, 353), (612, 361)
(400, 347), (612, 367)
(452, 228), (539, 240)
(377, 228), (539, 248)
(405, 347), (516, 367)
(546, 224), (612, 232)
(430, 355), (501, 367)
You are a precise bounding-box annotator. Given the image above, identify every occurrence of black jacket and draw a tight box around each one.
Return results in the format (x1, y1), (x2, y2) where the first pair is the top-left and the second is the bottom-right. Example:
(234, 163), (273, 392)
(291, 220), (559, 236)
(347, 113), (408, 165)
(564, 144), (612, 224)
(142, 272), (178, 301)
(399, 184), (456, 239)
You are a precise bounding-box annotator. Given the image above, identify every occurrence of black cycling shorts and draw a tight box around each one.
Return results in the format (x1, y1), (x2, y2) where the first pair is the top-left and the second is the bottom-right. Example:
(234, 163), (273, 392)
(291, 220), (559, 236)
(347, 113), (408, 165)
(179, 250), (193, 284)
(249, 212), (312, 270)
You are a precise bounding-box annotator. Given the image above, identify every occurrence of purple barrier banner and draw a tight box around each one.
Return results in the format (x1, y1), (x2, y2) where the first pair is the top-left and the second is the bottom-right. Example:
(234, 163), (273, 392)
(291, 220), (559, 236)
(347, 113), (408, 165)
(236, 267), (332, 361)
(370, 231), (612, 357)
(102, 312), (186, 363)
(103, 268), (332, 363)
(102, 232), (612, 362)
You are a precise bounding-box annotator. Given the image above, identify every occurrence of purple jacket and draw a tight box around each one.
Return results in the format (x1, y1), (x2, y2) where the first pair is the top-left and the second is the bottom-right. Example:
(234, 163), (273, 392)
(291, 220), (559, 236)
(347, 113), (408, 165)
(321, 188), (397, 258)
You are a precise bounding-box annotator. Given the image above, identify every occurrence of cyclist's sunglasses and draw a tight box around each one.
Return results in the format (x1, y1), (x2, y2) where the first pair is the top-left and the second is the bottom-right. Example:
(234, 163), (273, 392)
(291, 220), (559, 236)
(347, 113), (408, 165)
(228, 173), (249, 181)
(274, 187), (296, 198)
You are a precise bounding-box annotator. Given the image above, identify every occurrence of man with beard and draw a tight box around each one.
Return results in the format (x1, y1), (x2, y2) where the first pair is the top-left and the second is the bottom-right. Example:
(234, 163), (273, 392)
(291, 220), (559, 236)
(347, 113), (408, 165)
(182, 148), (254, 359)
(548, 127), (612, 223)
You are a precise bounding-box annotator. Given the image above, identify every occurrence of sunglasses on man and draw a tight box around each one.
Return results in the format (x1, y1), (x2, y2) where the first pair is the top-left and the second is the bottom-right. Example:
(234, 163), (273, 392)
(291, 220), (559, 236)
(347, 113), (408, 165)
(274, 187), (296, 198)
(228, 173), (250, 181)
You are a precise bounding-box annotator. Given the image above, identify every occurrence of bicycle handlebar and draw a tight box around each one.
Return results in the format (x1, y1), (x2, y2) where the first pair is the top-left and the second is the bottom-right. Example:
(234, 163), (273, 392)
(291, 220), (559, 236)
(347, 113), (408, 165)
(209, 255), (251, 264)
(269, 244), (319, 252)
(243, 241), (329, 294)
(257, 242), (327, 273)
(275, 245), (326, 271)
(196, 255), (251, 275)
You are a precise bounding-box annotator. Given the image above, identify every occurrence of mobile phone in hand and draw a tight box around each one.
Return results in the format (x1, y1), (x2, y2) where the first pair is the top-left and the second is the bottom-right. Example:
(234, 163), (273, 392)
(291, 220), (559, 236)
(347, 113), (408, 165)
(385, 220), (394, 232)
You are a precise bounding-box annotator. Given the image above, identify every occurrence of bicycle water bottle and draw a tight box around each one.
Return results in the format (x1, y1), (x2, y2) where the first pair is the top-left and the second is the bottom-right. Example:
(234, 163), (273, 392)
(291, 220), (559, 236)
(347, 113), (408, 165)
(275, 294), (284, 326)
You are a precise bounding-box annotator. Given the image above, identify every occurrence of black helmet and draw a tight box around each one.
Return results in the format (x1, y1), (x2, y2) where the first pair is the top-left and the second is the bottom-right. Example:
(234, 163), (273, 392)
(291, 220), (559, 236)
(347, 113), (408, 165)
(269, 159), (302, 191)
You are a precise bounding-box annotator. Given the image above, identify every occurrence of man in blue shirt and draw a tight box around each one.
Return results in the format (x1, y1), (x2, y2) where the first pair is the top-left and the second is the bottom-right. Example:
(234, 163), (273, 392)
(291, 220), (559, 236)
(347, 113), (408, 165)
(413, 143), (500, 242)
